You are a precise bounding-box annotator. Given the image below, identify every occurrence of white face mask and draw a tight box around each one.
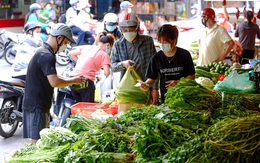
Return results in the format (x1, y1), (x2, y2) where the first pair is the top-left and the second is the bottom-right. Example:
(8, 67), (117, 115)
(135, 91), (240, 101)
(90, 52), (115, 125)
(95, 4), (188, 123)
(59, 44), (67, 52)
(159, 43), (172, 54)
(85, 8), (91, 13)
(128, 8), (132, 13)
(123, 32), (137, 42)
(33, 33), (42, 41)
(105, 47), (110, 54)
(36, 10), (41, 14)
(218, 18), (225, 23)
(46, 6), (52, 11)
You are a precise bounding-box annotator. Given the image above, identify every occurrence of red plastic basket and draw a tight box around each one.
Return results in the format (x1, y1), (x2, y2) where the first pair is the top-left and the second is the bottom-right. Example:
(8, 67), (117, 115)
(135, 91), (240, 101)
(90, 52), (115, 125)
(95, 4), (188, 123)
(70, 102), (118, 119)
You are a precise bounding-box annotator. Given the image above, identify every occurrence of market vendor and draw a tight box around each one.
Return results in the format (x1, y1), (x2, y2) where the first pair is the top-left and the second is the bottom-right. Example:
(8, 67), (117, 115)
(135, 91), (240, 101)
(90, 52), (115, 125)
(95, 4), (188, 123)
(197, 7), (234, 66)
(139, 24), (195, 103)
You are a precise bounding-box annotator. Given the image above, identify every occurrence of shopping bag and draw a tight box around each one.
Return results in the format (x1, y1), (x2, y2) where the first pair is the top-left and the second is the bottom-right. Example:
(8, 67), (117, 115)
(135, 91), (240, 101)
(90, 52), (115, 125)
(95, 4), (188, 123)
(116, 68), (150, 104)
(214, 70), (256, 93)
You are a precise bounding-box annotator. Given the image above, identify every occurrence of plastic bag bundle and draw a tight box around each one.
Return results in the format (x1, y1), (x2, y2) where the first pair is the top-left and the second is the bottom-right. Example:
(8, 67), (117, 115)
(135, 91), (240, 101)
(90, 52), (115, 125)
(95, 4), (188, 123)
(116, 68), (150, 104)
(214, 70), (256, 93)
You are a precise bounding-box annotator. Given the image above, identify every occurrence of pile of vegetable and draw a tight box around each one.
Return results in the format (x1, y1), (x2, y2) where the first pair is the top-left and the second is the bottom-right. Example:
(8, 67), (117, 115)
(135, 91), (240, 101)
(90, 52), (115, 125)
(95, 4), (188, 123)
(9, 78), (260, 163)
(195, 61), (232, 83)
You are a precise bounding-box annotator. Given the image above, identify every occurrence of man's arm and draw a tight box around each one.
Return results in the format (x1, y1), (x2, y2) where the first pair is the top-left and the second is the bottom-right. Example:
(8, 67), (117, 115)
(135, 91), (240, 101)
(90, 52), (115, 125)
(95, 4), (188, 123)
(218, 39), (235, 62)
(47, 74), (85, 88)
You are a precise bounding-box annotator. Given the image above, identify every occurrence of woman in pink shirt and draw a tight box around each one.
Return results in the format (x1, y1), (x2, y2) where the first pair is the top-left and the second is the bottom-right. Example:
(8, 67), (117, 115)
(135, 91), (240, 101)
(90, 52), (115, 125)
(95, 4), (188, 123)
(69, 31), (115, 102)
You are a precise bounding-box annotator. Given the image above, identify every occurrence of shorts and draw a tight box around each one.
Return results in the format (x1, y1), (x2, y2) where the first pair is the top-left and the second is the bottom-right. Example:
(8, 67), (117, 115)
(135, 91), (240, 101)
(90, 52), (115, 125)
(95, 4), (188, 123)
(23, 107), (50, 140)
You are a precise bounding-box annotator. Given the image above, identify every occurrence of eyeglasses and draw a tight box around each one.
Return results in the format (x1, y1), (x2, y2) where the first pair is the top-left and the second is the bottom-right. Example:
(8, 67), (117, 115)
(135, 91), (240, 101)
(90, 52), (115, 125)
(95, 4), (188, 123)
(120, 27), (137, 33)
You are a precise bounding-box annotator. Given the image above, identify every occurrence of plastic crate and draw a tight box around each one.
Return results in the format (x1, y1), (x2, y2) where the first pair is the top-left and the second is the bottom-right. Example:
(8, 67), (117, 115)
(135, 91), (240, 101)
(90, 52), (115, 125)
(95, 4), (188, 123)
(70, 102), (118, 119)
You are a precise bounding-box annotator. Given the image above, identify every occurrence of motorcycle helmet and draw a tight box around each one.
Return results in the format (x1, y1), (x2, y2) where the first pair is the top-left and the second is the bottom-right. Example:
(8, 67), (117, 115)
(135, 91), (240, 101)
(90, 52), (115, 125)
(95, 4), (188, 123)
(29, 3), (41, 12)
(202, 8), (215, 19)
(104, 13), (118, 26)
(50, 23), (76, 43)
(24, 21), (41, 34)
(69, 0), (79, 6)
(119, 13), (139, 28)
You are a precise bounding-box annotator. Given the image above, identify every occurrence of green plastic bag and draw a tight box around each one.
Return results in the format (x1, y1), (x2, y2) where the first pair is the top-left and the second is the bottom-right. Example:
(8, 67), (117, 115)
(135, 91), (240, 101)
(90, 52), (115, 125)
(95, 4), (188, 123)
(116, 68), (150, 104)
(214, 70), (256, 93)
(71, 80), (89, 91)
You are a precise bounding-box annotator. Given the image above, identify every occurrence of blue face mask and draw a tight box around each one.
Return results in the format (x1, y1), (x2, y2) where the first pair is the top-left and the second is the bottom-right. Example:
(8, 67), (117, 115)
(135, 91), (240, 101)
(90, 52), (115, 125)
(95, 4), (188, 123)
(106, 25), (116, 32)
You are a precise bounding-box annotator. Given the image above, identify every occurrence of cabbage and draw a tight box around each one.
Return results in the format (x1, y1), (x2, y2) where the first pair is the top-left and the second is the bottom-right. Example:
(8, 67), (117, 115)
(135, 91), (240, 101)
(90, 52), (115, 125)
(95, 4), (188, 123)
(36, 127), (77, 149)
(195, 77), (214, 90)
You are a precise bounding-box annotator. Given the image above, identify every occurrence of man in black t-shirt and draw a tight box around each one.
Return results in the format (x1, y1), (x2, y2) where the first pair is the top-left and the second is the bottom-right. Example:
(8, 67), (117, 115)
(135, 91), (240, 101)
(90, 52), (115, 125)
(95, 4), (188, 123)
(22, 23), (86, 144)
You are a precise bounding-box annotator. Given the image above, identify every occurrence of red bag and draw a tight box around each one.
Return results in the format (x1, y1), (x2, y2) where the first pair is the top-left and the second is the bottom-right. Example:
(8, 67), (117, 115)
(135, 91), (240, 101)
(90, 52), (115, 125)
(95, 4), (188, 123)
(257, 9), (260, 19)
(222, 0), (226, 6)
(236, 7), (240, 19)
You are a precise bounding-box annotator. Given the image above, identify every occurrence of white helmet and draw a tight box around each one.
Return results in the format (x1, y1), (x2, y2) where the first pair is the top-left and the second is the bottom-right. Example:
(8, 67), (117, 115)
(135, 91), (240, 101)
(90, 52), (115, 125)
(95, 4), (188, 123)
(119, 13), (139, 28)
(29, 3), (41, 12)
(104, 13), (118, 26)
(69, 0), (79, 6)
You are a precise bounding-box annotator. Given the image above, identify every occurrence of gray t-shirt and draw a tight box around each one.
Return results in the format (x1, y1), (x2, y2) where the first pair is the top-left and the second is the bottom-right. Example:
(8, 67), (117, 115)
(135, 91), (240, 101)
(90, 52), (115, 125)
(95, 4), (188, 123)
(234, 21), (260, 50)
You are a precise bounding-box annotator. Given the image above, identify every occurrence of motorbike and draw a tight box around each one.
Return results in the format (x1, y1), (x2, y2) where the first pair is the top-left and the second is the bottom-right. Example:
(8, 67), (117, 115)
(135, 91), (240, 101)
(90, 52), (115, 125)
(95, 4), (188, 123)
(0, 29), (6, 59)
(4, 33), (27, 65)
(56, 44), (74, 66)
(0, 78), (24, 138)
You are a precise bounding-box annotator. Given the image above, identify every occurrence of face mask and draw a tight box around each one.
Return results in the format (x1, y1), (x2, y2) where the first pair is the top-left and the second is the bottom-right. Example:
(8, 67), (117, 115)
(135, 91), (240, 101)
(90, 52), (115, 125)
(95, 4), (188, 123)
(105, 47), (110, 54)
(218, 18), (225, 23)
(159, 43), (172, 54)
(106, 25), (116, 32)
(59, 44), (67, 52)
(85, 8), (91, 13)
(36, 10), (41, 14)
(123, 32), (137, 42)
(128, 8), (132, 13)
(201, 18), (208, 27)
(33, 33), (42, 41)
(46, 6), (52, 11)
(191, 9), (196, 15)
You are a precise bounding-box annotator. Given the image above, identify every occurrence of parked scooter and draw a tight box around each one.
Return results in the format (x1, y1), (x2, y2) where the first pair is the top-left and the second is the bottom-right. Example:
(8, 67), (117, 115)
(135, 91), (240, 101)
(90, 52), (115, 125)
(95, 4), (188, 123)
(56, 44), (74, 66)
(4, 33), (27, 65)
(0, 29), (6, 59)
(0, 78), (24, 138)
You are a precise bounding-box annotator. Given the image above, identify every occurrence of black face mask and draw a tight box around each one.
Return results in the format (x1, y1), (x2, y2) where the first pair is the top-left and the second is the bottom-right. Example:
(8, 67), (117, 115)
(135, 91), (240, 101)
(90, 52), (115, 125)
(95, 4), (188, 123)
(201, 18), (208, 27)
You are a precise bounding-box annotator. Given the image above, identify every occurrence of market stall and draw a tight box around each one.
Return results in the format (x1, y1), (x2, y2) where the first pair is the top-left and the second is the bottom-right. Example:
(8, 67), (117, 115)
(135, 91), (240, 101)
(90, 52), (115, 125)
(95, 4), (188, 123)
(7, 60), (260, 163)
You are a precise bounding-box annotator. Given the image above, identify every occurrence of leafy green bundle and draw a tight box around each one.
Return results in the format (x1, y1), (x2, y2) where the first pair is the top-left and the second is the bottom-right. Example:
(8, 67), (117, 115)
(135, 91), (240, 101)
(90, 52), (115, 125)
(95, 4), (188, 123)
(165, 78), (215, 110)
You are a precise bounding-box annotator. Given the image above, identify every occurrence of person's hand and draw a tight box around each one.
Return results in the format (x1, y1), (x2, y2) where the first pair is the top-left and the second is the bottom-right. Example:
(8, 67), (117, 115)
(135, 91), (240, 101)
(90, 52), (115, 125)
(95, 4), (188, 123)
(122, 60), (134, 69)
(150, 89), (159, 105)
(140, 82), (150, 91)
(73, 76), (86, 85)
(165, 80), (178, 89)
